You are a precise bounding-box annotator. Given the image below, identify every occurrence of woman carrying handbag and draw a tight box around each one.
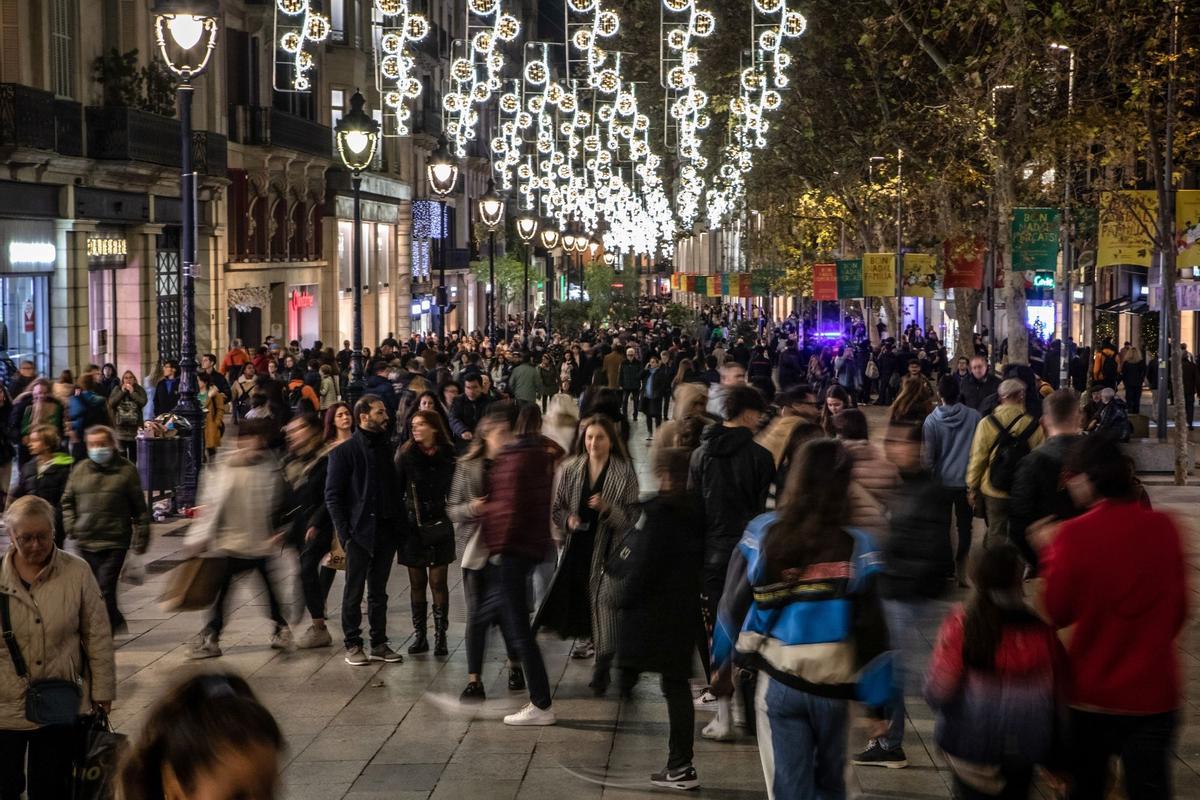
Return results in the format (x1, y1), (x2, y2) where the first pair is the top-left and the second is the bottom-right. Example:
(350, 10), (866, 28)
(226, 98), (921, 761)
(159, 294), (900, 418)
(395, 409), (457, 655)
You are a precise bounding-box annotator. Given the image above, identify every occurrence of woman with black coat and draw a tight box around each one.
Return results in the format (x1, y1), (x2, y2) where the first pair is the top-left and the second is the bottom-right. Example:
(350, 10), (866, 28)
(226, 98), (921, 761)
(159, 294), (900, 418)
(614, 446), (705, 791)
(8, 424), (72, 546)
(395, 409), (457, 655)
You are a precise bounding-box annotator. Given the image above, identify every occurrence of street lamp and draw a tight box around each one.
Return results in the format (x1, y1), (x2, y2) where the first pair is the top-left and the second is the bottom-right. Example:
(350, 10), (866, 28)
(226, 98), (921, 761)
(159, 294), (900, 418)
(574, 233), (590, 299)
(426, 133), (458, 344)
(334, 90), (380, 408)
(152, 0), (219, 509)
(539, 224), (559, 337)
(516, 212), (538, 336)
(478, 178), (505, 341)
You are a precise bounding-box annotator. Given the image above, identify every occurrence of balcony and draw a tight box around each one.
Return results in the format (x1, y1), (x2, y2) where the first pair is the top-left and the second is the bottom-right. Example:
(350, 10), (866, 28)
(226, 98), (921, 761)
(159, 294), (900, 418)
(192, 131), (228, 176)
(86, 106), (180, 167)
(54, 99), (83, 157)
(0, 83), (56, 151)
(228, 105), (332, 159)
(413, 107), (442, 137)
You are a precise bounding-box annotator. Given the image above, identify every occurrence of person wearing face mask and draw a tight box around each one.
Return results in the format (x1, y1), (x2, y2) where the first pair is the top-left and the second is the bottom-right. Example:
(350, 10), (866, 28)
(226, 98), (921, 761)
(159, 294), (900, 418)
(61, 425), (149, 634)
(324, 395), (406, 666)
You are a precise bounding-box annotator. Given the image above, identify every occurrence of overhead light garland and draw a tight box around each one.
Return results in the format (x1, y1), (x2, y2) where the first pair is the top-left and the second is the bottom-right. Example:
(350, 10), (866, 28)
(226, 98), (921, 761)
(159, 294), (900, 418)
(273, 0), (331, 91)
(373, 0), (429, 136)
(661, 0), (715, 230)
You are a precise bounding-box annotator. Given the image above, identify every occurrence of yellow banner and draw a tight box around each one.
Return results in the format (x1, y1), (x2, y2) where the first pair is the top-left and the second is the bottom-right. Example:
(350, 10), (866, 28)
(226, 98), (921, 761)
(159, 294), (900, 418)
(706, 275), (721, 297)
(862, 253), (897, 296)
(1098, 190), (1156, 268)
(1178, 190), (1200, 269)
(902, 253), (936, 297)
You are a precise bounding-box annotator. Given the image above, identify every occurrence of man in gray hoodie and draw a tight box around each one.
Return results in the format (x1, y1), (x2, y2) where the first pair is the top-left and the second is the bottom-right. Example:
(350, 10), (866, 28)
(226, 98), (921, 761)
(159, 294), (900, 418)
(921, 375), (980, 585)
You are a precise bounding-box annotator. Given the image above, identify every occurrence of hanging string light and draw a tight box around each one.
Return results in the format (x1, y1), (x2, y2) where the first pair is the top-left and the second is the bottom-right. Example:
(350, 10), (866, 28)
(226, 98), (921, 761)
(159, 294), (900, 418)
(274, 0), (331, 91)
(373, 0), (428, 136)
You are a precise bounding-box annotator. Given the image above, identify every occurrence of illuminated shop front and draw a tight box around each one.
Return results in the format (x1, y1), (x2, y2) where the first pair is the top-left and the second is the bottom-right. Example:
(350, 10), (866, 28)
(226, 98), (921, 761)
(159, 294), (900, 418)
(0, 221), (54, 375)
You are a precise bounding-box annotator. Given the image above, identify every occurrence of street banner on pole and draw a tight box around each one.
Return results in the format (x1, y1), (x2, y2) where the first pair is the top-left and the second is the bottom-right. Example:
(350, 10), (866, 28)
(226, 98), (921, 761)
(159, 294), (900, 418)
(1098, 190), (1156, 268)
(751, 274), (770, 296)
(707, 276), (721, 297)
(721, 274), (731, 296)
(813, 263), (838, 300)
(1177, 282), (1200, 311)
(835, 259), (863, 298)
(902, 253), (937, 297)
(739, 274), (752, 297)
(943, 237), (985, 289)
(863, 253), (897, 296)
(1012, 208), (1061, 272)
(1177, 190), (1200, 269)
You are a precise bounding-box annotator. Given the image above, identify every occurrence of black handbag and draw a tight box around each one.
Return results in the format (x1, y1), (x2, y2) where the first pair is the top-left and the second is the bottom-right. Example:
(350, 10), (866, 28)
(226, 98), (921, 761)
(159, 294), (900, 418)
(1, 592), (83, 726)
(602, 511), (649, 609)
(411, 485), (453, 548)
(73, 711), (127, 800)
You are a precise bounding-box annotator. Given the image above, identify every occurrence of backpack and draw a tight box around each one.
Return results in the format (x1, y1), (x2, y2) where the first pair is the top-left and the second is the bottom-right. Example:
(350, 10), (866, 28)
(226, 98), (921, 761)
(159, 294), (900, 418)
(986, 414), (1039, 492)
(1100, 352), (1119, 383)
(113, 397), (141, 429)
(286, 384), (311, 414)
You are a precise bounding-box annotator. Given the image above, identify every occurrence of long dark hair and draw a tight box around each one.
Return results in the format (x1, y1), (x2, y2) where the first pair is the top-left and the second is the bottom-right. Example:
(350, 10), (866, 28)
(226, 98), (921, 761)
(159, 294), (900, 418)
(762, 438), (852, 584)
(323, 401), (350, 441)
(962, 543), (1025, 670)
(402, 408), (452, 451)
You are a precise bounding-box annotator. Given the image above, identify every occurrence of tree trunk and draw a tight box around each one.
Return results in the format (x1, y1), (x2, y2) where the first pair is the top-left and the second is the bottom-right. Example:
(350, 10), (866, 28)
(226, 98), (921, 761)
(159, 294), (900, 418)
(868, 299), (882, 346)
(995, 160), (1028, 365)
(953, 288), (981, 360)
(882, 297), (899, 339)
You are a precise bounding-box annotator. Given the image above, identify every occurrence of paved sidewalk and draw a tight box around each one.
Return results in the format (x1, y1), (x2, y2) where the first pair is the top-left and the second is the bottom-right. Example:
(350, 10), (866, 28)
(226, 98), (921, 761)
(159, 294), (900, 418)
(97, 421), (1200, 799)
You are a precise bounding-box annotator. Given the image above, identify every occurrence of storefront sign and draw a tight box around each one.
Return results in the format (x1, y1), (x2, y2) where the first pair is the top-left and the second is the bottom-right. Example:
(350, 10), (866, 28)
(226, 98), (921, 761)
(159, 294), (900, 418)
(835, 259), (863, 298)
(862, 253), (897, 297)
(7, 242), (56, 266)
(1098, 190), (1156, 268)
(1032, 272), (1055, 289)
(1011, 208), (1061, 272)
(943, 237), (985, 290)
(87, 235), (127, 269)
(902, 253), (936, 297)
(812, 263), (838, 301)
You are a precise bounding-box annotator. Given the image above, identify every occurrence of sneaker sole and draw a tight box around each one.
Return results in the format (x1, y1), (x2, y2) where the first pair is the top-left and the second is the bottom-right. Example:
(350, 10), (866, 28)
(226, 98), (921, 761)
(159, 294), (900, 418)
(369, 654), (404, 663)
(650, 779), (700, 791)
(504, 716), (557, 727)
(851, 759), (908, 769)
(187, 650), (221, 660)
(345, 657), (371, 666)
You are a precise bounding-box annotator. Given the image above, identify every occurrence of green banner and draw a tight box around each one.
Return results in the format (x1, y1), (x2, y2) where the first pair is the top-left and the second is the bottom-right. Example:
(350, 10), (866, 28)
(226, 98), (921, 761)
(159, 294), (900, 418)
(1012, 207), (1061, 272)
(695, 276), (707, 295)
(835, 259), (863, 298)
(721, 274), (731, 295)
(750, 274), (771, 296)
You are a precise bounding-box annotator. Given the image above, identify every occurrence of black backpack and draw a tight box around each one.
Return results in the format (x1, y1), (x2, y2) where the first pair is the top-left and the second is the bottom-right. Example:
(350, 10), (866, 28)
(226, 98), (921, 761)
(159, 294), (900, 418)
(286, 384), (310, 414)
(986, 414), (1039, 492)
(1100, 352), (1119, 384)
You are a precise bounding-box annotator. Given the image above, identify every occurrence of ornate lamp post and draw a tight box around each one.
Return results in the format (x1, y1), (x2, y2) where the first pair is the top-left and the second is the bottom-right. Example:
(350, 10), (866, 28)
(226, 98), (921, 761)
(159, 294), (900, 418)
(426, 133), (459, 344)
(573, 232), (590, 299)
(515, 212), (538, 336)
(539, 223), (560, 338)
(152, 0), (218, 508)
(334, 90), (380, 408)
(478, 178), (505, 341)
(561, 230), (577, 299)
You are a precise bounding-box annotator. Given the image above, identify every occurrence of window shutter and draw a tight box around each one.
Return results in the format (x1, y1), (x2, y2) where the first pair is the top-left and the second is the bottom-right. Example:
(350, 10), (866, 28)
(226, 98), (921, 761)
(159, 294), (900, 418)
(120, 0), (137, 53)
(0, 0), (20, 83)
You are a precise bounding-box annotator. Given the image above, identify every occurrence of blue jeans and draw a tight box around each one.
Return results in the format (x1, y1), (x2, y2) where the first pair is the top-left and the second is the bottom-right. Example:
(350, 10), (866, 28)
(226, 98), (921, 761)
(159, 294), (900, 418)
(755, 676), (848, 800)
(880, 598), (947, 750)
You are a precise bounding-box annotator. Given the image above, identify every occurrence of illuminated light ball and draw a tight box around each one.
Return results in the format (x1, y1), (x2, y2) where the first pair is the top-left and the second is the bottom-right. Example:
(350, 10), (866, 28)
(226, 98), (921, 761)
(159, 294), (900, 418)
(517, 164), (533, 179)
(528, 95), (545, 113)
(443, 93), (462, 112)
(576, 111), (591, 128)
(277, 0), (305, 15)
(690, 11), (714, 36)
(399, 106), (411, 120)
(763, 89), (781, 110)
(696, 112), (710, 129)
(667, 66), (691, 90)
(500, 92), (519, 113)
(451, 58), (473, 81)
(597, 70), (619, 93)
(632, 140), (649, 158)
(524, 59), (548, 85)
(692, 88), (708, 107)
(667, 29), (688, 51)
(297, 51), (313, 70)
(753, 0), (782, 13)
(496, 14), (520, 40)
(634, 113), (649, 131)
(572, 29), (593, 51)
(783, 10), (807, 36)
(376, 0), (402, 13)
(740, 67), (761, 90)
(662, 0), (691, 11)
(537, 137), (552, 154)
(681, 165), (696, 180)
(472, 31), (493, 52)
(384, 89), (403, 107)
(561, 164), (575, 179)
(758, 29), (779, 52)
(616, 93), (634, 115)
(777, 51), (792, 70)
(295, 75), (310, 90)
(694, 155), (708, 169)
(487, 57), (502, 77)
(516, 111), (532, 127)
(280, 31), (302, 53)
(380, 55), (402, 78)
(472, 83), (492, 102)
(407, 15), (429, 41)
(546, 82), (564, 104)
(774, 72), (789, 88)
(682, 49), (700, 69)
(597, 11), (620, 36)
(584, 134), (600, 151)
(380, 32), (403, 53)
(491, 136), (506, 152)
(559, 94), (577, 113)
(619, 124), (633, 139)
(598, 151), (612, 166)
(551, 151), (565, 166)
(597, 104), (615, 122)
(589, 47), (607, 70)
(468, 0), (497, 15)
(558, 121), (573, 137)
(306, 14), (330, 41)
(538, 159), (552, 174)
(568, 0), (596, 12)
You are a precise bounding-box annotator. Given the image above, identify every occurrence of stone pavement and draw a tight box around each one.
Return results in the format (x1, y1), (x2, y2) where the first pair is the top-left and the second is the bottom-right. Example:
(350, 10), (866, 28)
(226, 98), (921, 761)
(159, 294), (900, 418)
(95, 411), (1200, 799)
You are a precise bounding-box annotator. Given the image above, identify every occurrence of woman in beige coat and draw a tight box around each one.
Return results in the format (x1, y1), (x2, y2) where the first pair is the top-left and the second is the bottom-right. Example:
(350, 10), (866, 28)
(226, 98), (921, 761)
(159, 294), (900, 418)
(0, 495), (115, 798)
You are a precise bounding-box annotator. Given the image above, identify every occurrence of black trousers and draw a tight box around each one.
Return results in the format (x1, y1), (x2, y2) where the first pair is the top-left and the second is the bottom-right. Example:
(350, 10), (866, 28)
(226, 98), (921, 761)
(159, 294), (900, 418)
(486, 556), (552, 709)
(80, 547), (127, 632)
(462, 566), (518, 676)
(204, 557), (287, 637)
(298, 526), (336, 621)
(0, 726), (75, 800)
(342, 535), (398, 649)
(643, 396), (664, 436)
(619, 671), (695, 770)
(943, 487), (973, 566)
(620, 389), (639, 419)
(1069, 709), (1177, 800)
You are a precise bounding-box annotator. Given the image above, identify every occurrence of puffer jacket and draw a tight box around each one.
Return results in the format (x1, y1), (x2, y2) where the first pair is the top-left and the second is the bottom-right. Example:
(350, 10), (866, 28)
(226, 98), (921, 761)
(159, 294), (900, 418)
(688, 424), (775, 568)
(922, 402), (982, 488)
(61, 454), (149, 553)
(0, 548), (115, 731)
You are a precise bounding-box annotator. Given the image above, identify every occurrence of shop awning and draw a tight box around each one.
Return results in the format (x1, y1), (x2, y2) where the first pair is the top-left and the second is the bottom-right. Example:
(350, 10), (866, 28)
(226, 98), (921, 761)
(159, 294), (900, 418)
(1095, 296), (1150, 314)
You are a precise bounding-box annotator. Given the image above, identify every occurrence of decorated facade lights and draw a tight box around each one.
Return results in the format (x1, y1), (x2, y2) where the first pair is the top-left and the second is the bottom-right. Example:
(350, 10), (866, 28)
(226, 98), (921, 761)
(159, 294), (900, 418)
(660, 0), (714, 229)
(373, 0), (429, 136)
(274, 0), (330, 91)
(443, 0), (520, 157)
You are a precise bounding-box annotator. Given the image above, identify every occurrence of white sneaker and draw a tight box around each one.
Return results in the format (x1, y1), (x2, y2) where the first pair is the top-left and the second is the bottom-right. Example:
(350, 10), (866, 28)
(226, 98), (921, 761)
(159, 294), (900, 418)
(503, 702), (557, 727)
(701, 697), (734, 741)
(270, 627), (294, 651)
(693, 689), (718, 711)
(296, 625), (333, 649)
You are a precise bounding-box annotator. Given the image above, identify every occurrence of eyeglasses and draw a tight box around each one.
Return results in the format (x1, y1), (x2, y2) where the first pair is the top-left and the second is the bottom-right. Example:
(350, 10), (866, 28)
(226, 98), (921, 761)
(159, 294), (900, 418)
(13, 531), (53, 547)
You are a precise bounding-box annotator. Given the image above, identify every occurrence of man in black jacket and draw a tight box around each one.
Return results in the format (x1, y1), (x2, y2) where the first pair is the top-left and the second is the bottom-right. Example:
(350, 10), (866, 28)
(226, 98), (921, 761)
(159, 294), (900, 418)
(1009, 389), (1082, 573)
(325, 395), (405, 666)
(448, 374), (492, 447)
(284, 414), (335, 649)
(618, 347), (643, 421)
(959, 355), (1000, 411)
(688, 385), (774, 739)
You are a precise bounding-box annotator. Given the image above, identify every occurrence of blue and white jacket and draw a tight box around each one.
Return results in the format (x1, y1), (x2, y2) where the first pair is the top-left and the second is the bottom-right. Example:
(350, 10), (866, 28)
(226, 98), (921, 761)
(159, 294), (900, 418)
(712, 513), (896, 706)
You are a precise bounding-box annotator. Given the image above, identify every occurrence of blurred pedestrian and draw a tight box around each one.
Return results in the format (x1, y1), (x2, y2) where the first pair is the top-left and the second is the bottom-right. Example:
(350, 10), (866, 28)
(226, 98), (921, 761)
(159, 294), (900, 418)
(108, 370), (147, 462)
(283, 415), (336, 649)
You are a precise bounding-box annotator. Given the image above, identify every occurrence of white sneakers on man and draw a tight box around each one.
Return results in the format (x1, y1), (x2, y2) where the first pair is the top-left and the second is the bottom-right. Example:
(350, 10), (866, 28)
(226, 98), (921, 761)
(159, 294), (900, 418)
(503, 703), (557, 726)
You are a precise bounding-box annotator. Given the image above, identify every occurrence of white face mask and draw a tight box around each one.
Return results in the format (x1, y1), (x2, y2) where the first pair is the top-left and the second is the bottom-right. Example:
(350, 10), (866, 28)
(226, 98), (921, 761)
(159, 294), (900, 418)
(88, 447), (114, 465)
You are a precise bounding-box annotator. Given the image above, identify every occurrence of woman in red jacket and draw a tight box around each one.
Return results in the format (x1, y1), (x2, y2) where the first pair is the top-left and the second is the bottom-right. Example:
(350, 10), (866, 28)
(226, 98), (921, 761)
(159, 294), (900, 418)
(1035, 435), (1186, 800)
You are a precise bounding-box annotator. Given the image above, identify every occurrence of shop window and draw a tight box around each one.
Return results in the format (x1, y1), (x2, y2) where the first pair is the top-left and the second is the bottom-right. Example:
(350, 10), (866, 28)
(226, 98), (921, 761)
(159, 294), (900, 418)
(156, 228), (181, 363)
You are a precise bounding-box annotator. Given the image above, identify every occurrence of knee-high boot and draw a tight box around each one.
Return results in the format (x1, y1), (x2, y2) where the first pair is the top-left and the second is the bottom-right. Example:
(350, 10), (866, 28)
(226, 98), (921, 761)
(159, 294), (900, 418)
(432, 603), (449, 656)
(408, 602), (429, 654)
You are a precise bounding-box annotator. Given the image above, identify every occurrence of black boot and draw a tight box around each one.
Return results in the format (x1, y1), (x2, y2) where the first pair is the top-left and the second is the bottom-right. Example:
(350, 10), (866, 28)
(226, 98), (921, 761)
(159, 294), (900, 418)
(408, 602), (429, 654)
(432, 604), (449, 656)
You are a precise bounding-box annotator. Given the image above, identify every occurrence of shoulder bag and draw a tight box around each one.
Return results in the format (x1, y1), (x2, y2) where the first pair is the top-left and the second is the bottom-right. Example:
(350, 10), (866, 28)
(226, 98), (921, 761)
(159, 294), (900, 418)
(411, 483), (454, 548)
(0, 592), (82, 726)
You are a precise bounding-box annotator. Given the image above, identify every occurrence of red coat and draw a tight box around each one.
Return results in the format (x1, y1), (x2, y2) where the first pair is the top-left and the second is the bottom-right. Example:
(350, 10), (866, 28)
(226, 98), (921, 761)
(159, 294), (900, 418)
(1040, 499), (1187, 714)
(481, 435), (559, 561)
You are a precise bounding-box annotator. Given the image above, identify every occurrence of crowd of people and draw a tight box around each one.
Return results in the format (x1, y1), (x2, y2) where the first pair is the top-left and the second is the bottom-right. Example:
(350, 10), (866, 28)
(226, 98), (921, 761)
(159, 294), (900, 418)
(0, 301), (1189, 800)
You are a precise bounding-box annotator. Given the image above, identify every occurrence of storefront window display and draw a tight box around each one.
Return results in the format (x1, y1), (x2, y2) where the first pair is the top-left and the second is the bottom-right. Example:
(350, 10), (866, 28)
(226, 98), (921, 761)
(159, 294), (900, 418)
(0, 221), (54, 374)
